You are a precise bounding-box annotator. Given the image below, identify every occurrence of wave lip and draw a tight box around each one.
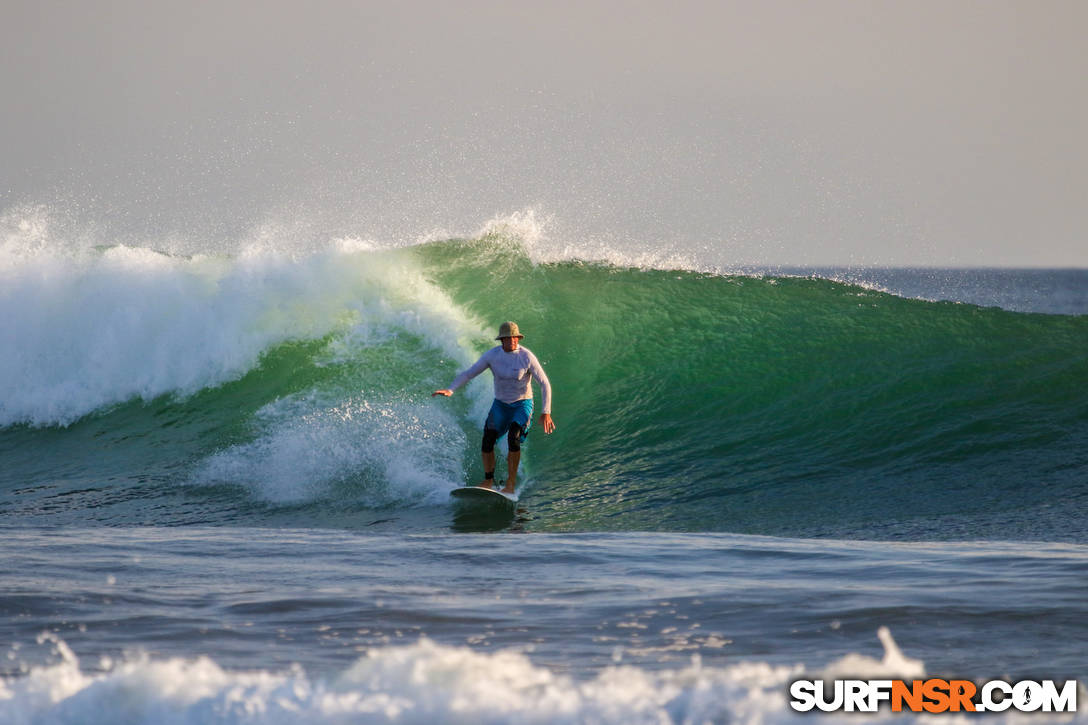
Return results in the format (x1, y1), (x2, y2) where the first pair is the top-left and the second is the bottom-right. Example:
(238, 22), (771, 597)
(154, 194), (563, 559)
(0, 230), (483, 428)
(0, 243), (346, 428)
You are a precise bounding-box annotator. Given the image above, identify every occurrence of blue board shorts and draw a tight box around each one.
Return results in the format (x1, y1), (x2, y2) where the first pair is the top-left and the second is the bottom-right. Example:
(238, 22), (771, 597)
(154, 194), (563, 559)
(484, 398), (533, 442)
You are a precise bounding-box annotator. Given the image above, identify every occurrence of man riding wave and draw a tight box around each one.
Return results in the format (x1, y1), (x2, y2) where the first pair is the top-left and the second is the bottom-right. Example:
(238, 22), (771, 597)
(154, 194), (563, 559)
(433, 321), (555, 493)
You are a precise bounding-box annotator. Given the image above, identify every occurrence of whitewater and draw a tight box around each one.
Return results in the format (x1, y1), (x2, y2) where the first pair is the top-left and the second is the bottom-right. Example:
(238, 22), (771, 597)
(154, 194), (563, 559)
(2, 207), (1086, 723)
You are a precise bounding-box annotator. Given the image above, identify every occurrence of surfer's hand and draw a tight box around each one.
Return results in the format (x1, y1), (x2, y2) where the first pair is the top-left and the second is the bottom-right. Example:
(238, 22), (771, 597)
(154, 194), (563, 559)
(432, 389), (452, 397)
(540, 413), (555, 434)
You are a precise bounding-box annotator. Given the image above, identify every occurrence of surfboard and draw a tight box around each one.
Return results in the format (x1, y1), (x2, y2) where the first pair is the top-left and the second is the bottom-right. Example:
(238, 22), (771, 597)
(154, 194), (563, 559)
(450, 486), (518, 505)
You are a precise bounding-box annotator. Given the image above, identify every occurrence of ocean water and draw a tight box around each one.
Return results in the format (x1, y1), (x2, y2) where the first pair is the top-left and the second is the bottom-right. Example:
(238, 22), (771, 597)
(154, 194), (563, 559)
(1, 212), (1086, 723)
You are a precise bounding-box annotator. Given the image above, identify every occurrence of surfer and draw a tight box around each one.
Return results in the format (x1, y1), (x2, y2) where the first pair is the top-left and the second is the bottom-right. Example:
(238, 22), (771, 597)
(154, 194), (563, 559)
(432, 321), (555, 493)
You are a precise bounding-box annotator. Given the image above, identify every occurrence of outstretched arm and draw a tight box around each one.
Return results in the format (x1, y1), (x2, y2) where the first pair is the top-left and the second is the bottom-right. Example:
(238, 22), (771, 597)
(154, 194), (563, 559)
(433, 350), (492, 399)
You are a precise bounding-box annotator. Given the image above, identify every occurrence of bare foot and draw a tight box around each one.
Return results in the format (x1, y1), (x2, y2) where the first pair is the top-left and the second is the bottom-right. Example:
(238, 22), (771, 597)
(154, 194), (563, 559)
(476, 481), (494, 490)
(501, 485), (515, 494)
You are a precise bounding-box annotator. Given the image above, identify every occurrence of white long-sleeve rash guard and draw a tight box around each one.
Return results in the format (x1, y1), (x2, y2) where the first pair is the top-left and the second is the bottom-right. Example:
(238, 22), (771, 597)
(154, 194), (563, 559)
(447, 345), (552, 414)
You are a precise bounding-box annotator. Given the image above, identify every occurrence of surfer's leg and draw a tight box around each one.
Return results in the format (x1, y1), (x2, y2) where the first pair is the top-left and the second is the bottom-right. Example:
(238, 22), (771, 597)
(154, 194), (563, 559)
(504, 450), (519, 493)
(503, 422), (525, 493)
(480, 451), (496, 489)
(480, 428), (500, 489)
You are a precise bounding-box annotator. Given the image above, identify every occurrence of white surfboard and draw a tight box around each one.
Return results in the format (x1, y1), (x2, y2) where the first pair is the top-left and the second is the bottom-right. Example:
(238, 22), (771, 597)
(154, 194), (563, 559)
(450, 486), (518, 505)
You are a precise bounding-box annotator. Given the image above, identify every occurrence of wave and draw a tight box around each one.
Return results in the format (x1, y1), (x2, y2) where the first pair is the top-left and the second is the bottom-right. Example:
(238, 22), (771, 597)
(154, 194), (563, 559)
(8, 630), (1082, 724)
(2, 213), (1086, 537)
(422, 237), (1088, 538)
(0, 630), (989, 725)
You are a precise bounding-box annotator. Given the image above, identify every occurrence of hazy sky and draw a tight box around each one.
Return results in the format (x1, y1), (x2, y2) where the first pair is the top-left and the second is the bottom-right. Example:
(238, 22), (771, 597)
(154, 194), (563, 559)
(3, 0), (1085, 266)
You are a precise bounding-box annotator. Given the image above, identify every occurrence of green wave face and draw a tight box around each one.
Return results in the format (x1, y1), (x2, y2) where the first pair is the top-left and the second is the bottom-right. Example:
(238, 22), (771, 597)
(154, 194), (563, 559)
(416, 238), (1088, 536)
(3, 236), (1086, 538)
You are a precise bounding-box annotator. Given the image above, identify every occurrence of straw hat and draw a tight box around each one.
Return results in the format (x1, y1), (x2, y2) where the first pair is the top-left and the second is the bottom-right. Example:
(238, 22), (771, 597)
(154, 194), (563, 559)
(496, 321), (524, 339)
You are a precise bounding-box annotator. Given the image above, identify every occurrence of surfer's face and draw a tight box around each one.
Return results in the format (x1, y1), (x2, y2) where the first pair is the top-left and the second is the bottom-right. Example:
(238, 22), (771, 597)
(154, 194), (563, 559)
(500, 336), (519, 352)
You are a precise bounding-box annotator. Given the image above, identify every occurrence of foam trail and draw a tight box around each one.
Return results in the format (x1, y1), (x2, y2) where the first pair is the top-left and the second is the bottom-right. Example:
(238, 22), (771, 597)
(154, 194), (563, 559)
(192, 393), (467, 505)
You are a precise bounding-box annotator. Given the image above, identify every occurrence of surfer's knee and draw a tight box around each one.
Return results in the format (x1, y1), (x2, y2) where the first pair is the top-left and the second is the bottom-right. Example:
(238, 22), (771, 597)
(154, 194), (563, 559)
(481, 428), (500, 453)
(507, 424), (524, 452)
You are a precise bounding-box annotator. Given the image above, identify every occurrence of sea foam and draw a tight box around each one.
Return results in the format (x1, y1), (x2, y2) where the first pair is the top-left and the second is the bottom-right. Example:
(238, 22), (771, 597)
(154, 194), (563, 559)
(4, 632), (1079, 724)
(190, 393), (470, 505)
(0, 209), (483, 428)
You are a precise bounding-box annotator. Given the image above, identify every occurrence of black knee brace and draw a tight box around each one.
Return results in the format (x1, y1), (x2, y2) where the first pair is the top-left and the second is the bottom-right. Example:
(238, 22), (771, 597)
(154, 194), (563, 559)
(481, 428), (500, 453)
(506, 423), (524, 453)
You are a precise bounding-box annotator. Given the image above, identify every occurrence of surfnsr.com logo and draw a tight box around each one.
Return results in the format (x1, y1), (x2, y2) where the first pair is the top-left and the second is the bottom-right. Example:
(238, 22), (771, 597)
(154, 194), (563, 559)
(789, 679), (1078, 713)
